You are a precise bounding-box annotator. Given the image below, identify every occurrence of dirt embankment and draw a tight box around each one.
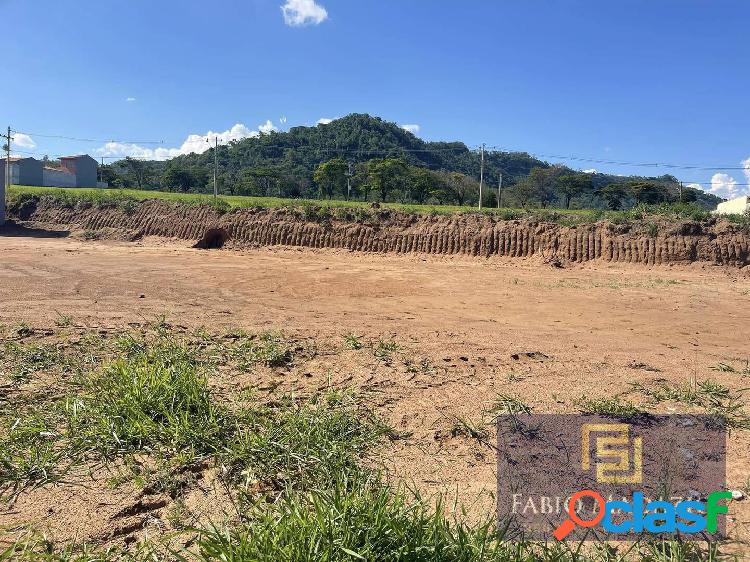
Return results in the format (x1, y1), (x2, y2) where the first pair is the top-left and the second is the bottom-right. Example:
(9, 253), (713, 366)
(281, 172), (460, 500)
(9, 197), (750, 267)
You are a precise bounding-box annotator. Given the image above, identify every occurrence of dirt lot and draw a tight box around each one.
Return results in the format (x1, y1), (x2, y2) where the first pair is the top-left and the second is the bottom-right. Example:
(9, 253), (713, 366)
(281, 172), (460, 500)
(1, 234), (749, 552)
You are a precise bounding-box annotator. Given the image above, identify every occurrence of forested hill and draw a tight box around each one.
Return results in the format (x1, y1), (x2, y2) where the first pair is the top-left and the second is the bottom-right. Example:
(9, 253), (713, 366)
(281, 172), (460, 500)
(106, 114), (722, 210)
(170, 113), (546, 185)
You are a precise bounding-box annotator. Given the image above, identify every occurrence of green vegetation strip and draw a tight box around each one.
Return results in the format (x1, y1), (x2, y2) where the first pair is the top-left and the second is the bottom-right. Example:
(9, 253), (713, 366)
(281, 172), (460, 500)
(9, 184), (748, 226)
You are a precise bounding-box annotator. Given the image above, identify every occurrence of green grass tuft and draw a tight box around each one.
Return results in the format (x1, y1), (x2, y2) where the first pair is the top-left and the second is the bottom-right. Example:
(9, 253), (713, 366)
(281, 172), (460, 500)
(0, 410), (72, 498)
(230, 331), (294, 370)
(575, 396), (646, 419)
(64, 337), (229, 459)
(221, 391), (386, 494)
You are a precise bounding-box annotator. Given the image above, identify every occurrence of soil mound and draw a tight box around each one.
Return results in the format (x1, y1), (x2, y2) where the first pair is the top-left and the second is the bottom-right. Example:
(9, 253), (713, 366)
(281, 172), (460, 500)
(10, 197), (750, 267)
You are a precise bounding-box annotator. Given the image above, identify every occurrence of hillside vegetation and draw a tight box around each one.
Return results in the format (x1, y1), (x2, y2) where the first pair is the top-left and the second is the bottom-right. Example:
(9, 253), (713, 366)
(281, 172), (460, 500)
(99, 114), (721, 211)
(8, 185), (735, 227)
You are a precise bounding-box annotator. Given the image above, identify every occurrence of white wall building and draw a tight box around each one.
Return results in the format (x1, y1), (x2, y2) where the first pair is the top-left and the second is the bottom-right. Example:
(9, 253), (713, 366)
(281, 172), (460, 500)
(43, 166), (77, 187)
(715, 196), (750, 215)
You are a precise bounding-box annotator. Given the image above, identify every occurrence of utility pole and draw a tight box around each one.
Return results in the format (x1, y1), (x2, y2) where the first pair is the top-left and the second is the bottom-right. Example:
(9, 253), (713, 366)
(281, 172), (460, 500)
(497, 172), (503, 209)
(1, 126), (10, 226)
(346, 161), (353, 201)
(213, 136), (219, 198)
(478, 143), (485, 210)
(99, 156), (105, 187)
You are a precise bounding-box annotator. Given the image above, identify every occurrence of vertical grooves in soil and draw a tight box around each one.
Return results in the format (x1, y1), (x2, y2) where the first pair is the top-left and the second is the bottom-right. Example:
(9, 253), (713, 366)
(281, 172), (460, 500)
(13, 199), (750, 267)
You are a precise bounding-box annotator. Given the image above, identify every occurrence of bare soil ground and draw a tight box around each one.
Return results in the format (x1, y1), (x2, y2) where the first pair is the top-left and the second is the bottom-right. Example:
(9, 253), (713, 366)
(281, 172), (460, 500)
(1, 235), (749, 553)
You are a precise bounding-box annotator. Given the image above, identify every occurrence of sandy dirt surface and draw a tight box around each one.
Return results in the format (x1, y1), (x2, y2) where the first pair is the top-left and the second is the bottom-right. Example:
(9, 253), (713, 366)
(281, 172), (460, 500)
(1, 235), (749, 551)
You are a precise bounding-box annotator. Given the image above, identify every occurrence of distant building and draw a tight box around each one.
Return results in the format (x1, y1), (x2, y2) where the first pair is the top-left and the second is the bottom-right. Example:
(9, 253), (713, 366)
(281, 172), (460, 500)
(0, 156), (44, 186)
(43, 155), (99, 188)
(715, 196), (750, 215)
(0, 154), (99, 188)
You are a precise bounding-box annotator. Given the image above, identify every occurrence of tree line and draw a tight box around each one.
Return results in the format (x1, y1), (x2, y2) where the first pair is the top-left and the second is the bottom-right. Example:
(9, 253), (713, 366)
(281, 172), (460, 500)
(101, 154), (712, 211)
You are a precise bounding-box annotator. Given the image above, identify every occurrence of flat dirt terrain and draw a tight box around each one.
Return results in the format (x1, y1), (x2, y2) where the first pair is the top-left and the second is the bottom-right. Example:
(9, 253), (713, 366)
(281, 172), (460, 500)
(1, 234), (749, 553)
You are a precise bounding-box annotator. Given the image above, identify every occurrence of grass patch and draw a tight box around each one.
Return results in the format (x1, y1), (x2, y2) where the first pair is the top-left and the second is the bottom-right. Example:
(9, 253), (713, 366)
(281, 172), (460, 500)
(0, 410), (72, 499)
(221, 391), (386, 495)
(194, 477), (511, 562)
(490, 394), (533, 417)
(0, 341), (67, 383)
(632, 378), (750, 430)
(64, 337), (229, 459)
(0, 325), (383, 502)
(575, 396), (646, 419)
(343, 333), (364, 350)
(0, 534), (157, 561)
(486, 394), (537, 437)
(449, 415), (489, 441)
(227, 331), (295, 370)
(0, 325), (736, 560)
(53, 313), (73, 328)
(712, 361), (750, 377)
(192, 477), (726, 562)
(7, 184), (732, 226)
(372, 339), (399, 363)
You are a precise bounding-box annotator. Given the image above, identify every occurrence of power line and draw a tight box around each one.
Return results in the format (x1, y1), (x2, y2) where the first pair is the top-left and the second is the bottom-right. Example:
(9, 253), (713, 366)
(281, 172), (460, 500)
(315, 147), (472, 153)
(483, 145), (749, 171)
(11, 124), (748, 171)
(9, 125), (749, 186)
(11, 129), (165, 145)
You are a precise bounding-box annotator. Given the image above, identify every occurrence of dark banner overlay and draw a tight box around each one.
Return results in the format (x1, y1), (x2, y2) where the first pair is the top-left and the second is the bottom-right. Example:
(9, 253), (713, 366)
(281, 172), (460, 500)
(496, 414), (727, 541)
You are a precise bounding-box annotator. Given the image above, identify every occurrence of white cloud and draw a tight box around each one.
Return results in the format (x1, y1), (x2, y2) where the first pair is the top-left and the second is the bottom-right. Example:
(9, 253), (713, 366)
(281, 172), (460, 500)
(686, 183), (702, 190)
(258, 120), (277, 134)
(96, 121), (273, 161)
(281, 0), (328, 26)
(126, 97), (136, 102)
(97, 141), (178, 161)
(279, 116), (287, 125)
(12, 133), (36, 149)
(400, 124), (420, 135)
(316, 117), (334, 125)
(743, 156), (750, 185)
(582, 168), (597, 174)
(709, 172), (743, 200)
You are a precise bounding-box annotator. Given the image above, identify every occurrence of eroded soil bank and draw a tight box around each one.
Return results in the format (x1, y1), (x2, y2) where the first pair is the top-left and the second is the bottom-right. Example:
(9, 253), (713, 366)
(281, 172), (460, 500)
(9, 197), (750, 266)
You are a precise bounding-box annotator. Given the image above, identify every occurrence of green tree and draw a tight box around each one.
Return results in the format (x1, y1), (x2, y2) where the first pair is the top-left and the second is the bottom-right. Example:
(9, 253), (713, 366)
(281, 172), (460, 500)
(242, 168), (281, 197)
(407, 167), (434, 204)
(313, 158), (348, 199)
(629, 181), (669, 205)
(596, 184), (628, 210)
(162, 166), (206, 192)
(367, 158), (408, 202)
(557, 174), (593, 209)
(349, 162), (370, 201)
(681, 188), (698, 203)
(122, 157), (153, 190)
(100, 164), (129, 188)
(428, 171), (453, 204)
(446, 172), (478, 206)
(511, 177), (537, 208)
(526, 166), (564, 207)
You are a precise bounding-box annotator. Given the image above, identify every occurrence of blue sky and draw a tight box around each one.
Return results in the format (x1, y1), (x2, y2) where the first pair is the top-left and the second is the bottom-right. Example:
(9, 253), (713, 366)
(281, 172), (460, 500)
(3, 0), (749, 197)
